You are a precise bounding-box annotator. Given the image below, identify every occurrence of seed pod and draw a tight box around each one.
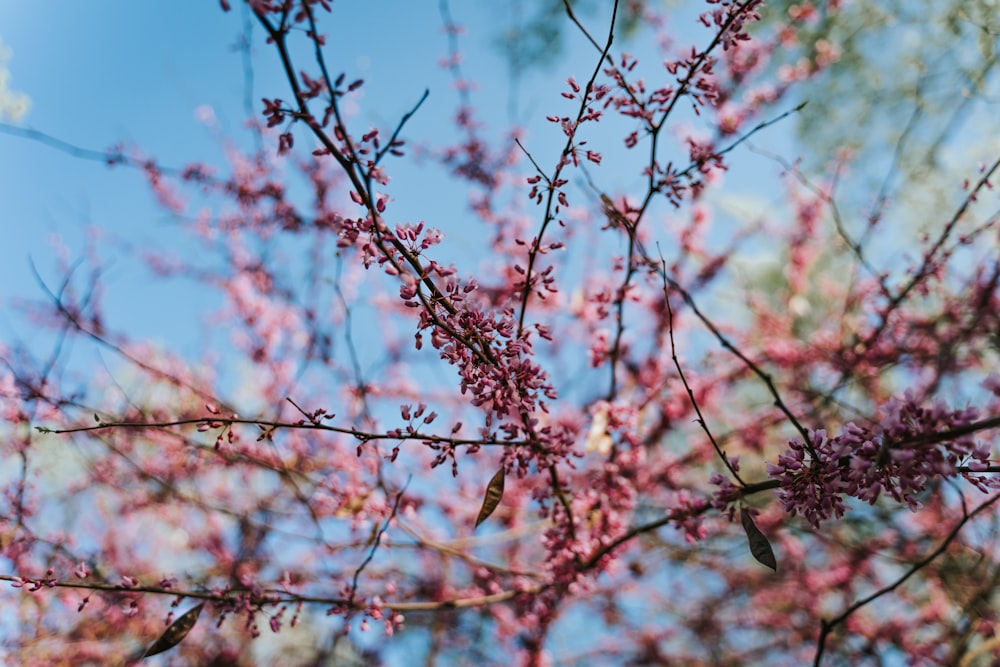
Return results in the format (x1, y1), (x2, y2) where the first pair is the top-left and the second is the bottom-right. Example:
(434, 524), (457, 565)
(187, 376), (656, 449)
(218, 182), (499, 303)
(475, 467), (505, 529)
(741, 507), (777, 571)
(141, 602), (205, 659)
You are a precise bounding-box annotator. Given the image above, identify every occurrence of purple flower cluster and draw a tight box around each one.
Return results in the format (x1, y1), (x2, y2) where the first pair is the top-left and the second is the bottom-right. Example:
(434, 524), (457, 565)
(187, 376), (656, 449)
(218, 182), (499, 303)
(767, 394), (992, 528)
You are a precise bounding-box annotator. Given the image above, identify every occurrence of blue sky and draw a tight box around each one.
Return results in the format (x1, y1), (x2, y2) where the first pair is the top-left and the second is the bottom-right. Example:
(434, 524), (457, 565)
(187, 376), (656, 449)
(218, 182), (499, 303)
(0, 2), (801, 368)
(0, 6), (797, 661)
(0, 3), (515, 356)
(4, 4), (999, 665)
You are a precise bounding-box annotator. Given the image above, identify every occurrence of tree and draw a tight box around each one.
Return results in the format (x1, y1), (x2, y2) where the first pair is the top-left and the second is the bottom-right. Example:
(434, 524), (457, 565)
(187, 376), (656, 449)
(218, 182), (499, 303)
(1, 1), (999, 665)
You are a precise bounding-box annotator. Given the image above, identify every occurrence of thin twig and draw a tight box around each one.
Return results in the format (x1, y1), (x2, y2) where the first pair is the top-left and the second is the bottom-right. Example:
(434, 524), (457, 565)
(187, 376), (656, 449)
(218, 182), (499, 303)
(660, 249), (746, 487)
(812, 492), (1000, 666)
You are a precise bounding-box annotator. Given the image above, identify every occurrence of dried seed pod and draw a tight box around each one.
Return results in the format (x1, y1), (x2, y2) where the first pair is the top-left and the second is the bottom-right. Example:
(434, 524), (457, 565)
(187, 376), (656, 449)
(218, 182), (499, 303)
(475, 467), (505, 529)
(141, 602), (205, 659)
(741, 507), (777, 571)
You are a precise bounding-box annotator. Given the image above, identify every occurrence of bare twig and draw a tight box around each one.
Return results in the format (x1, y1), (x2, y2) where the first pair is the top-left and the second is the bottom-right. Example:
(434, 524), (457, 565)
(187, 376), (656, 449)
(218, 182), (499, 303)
(813, 492), (1000, 666)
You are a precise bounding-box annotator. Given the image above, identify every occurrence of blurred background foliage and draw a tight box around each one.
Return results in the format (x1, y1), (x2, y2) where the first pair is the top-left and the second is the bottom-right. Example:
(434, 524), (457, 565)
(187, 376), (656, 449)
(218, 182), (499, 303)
(494, 0), (1000, 183)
